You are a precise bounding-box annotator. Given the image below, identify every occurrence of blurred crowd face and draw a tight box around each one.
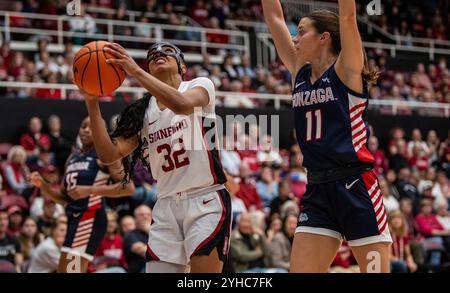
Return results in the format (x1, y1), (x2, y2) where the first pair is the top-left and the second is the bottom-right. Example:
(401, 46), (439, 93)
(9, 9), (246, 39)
(9, 212), (23, 229)
(279, 181), (291, 199)
(0, 212), (8, 234)
(261, 167), (273, 183)
(21, 218), (38, 239)
(43, 201), (56, 219)
(237, 213), (253, 235)
(134, 205), (152, 232)
(400, 198), (413, 216)
(436, 202), (449, 217)
(120, 216), (136, 235)
(269, 217), (282, 233)
(29, 117), (42, 134)
(379, 179), (390, 197)
(284, 215), (298, 238)
(420, 201), (433, 215)
(107, 213), (118, 234)
(368, 136), (379, 153)
(10, 148), (26, 165)
(412, 129), (422, 141)
(52, 222), (67, 247)
(389, 213), (404, 231)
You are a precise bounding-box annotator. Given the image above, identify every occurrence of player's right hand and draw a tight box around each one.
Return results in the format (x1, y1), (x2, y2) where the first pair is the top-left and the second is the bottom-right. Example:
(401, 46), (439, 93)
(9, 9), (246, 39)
(29, 172), (43, 188)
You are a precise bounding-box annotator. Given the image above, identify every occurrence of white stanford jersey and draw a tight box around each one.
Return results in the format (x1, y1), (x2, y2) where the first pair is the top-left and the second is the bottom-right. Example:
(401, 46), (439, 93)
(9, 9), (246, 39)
(140, 77), (226, 198)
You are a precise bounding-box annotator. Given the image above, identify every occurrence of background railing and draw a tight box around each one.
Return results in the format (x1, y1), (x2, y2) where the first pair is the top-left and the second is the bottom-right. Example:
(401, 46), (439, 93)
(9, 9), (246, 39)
(0, 81), (448, 116)
(0, 11), (250, 59)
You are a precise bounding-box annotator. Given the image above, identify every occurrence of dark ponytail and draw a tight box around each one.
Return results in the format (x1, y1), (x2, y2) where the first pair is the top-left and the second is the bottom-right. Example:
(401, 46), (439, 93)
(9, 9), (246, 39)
(110, 93), (152, 183)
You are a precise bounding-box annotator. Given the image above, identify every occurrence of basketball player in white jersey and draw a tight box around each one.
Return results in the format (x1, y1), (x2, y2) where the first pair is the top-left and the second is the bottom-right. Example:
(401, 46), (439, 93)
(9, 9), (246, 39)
(79, 42), (231, 273)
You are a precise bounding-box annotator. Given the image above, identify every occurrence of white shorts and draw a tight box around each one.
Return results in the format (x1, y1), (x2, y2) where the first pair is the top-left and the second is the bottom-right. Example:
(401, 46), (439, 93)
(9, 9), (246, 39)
(146, 186), (232, 266)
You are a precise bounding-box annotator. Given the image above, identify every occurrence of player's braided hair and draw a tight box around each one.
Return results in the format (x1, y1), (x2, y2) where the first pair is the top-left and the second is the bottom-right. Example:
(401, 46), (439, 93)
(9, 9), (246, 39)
(110, 93), (152, 183)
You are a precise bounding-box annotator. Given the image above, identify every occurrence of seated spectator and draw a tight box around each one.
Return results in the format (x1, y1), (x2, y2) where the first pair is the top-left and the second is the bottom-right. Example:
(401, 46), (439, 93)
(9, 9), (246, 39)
(206, 17), (229, 44)
(409, 145), (429, 172)
(7, 205), (23, 237)
(399, 198), (418, 239)
(131, 163), (157, 208)
(329, 242), (359, 273)
(28, 221), (67, 273)
(257, 135), (283, 168)
(19, 117), (51, 160)
(407, 128), (430, 158)
(389, 211), (418, 273)
(265, 214), (282, 244)
(2, 146), (32, 198)
(18, 217), (42, 264)
(92, 211), (127, 273)
(268, 213), (297, 271)
(229, 212), (273, 273)
(47, 115), (72, 174)
(222, 54), (238, 80)
(134, 15), (152, 38)
(0, 207), (23, 272)
(119, 215), (136, 236)
(432, 170), (450, 205)
(380, 178), (399, 213)
(270, 181), (293, 217)
(123, 205), (152, 273)
(225, 172), (246, 228)
(69, 4), (97, 45)
(236, 55), (255, 79)
(415, 199), (450, 252)
(235, 163), (263, 210)
(220, 139), (242, 177)
(368, 136), (388, 176)
(435, 201), (450, 231)
(256, 167), (278, 208)
(37, 198), (57, 237)
(190, 0), (209, 26)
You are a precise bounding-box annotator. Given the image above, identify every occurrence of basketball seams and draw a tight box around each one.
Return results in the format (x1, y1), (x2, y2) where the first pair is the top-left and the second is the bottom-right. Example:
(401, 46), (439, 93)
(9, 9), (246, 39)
(80, 46), (92, 89)
(95, 41), (104, 96)
(101, 47), (123, 87)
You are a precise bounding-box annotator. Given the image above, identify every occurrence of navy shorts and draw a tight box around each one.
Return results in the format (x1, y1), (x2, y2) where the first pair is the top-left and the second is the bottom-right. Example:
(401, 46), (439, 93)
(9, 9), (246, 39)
(62, 208), (107, 261)
(296, 170), (392, 246)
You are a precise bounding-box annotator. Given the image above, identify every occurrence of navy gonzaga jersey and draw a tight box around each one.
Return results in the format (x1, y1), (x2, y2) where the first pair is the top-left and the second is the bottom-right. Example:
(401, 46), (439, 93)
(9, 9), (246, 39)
(292, 63), (374, 171)
(63, 149), (110, 212)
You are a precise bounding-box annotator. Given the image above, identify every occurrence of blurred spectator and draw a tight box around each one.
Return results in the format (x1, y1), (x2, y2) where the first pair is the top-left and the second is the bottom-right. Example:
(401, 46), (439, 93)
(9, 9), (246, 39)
(123, 205), (151, 273)
(257, 135), (283, 168)
(190, 0), (209, 26)
(220, 139), (242, 177)
(119, 215), (136, 236)
(256, 167), (278, 208)
(270, 181), (293, 218)
(380, 178), (400, 213)
(267, 213), (296, 271)
(92, 211), (127, 273)
(0, 207), (23, 272)
(229, 212), (272, 273)
(131, 163), (157, 208)
(265, 214), (282, 244)
(236, 55), (255, 79)
(407, 128), (430, 158)
(436, 201), (450, 231)
(69, 4), (97, 45)
(206, 17), (229, 44)
(28, 221), (66, 273)
(19, 117), (51, 159)
(415, 199), (450, 252)
(37, 198), (57, 237)
(432, 170), (450, 204)
(235, 163), (263, 210)
(369, 136), (388, 176)
(134, 15), (152, 38)
(18, 217), (42, 263)
(330, 241), (359, 273)
(7, 205), (23, 236)
(2, 146), (32, 197)
(47, 115), (72, 174)
(389, 211), (418, 273)
(222, 54), (238, 80)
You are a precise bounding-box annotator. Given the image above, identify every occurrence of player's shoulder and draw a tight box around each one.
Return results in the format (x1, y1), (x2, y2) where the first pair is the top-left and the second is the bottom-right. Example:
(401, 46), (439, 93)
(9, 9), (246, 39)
(185, 77), (215, 89)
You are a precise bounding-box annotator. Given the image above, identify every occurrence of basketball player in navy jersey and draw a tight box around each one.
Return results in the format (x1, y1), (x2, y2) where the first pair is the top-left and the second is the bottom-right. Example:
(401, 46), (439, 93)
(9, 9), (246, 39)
(263, 0), (392, 272)
(30, 117), (135, 273)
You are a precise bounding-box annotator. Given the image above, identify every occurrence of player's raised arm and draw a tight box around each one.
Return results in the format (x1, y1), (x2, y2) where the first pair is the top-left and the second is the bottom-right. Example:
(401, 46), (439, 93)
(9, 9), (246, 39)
(335, 0), (364, 92)
(262, 0), (299, 74)
(82, 92), (139, 164)
(104, 43), (209, 115)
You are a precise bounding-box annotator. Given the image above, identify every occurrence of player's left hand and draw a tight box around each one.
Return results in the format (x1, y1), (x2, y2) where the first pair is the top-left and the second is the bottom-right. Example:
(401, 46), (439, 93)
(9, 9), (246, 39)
(104, 43), (141, 77)
(67, 186), (93, 200)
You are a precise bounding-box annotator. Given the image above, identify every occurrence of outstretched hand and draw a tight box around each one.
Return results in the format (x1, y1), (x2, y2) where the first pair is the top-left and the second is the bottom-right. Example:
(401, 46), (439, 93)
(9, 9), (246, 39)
(105, 43), (141, 77)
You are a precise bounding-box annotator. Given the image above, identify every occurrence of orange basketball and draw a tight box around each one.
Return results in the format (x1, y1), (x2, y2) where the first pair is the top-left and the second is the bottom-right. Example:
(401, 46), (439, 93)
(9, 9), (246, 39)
(73, 41), (125, 96)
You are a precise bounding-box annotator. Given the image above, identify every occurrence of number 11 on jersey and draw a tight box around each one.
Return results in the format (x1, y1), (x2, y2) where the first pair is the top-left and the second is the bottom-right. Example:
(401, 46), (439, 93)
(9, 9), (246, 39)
(305, 109), (322, 141)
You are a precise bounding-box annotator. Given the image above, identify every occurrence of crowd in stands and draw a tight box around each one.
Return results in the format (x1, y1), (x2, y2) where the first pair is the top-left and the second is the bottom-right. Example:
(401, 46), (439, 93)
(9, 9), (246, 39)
(0, 112), (449, 273)
(0, 0), (448, 109)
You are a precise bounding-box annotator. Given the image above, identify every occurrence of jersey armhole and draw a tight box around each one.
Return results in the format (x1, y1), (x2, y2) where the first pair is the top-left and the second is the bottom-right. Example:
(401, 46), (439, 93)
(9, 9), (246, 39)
(330, 65), (369, 100)
(292, 63), (311, 86)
